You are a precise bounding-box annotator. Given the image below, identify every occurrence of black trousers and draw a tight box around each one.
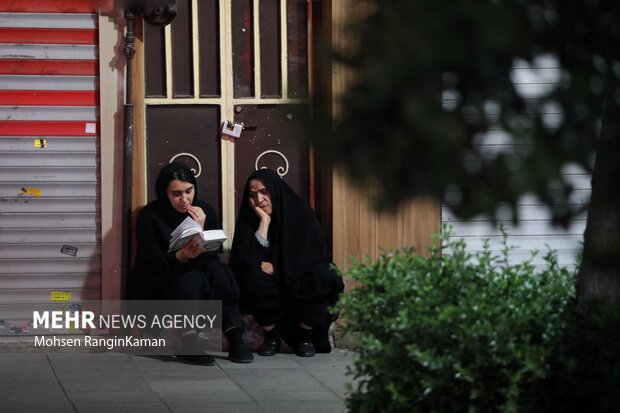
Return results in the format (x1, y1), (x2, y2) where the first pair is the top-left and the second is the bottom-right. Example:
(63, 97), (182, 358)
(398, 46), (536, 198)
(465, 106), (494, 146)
(237, 262), (344, 353)
(237, 266), (331, 328)
(170, 261), (243, 332)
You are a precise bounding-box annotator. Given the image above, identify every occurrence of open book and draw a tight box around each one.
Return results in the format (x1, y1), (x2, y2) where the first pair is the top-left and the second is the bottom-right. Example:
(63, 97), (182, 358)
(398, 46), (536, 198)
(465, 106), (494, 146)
(168, 216), (227, 253)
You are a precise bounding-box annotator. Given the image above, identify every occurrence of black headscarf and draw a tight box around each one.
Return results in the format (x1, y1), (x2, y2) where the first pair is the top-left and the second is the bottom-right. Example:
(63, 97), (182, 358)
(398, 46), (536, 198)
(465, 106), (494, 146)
(151, 161), (200, 228)
(129, 162), (225, 301)
(230, 168), (328, 284)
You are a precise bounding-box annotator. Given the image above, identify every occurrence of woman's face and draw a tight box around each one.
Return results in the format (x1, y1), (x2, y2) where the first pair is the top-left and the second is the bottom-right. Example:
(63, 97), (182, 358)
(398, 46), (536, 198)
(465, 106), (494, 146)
(166, 179), (195, 213)
(248, 179), (272, 215)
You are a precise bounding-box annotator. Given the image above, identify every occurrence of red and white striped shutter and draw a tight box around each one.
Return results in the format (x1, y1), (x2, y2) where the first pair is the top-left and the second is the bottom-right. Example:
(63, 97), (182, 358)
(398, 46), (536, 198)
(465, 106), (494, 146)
(0, 1), (101, 308)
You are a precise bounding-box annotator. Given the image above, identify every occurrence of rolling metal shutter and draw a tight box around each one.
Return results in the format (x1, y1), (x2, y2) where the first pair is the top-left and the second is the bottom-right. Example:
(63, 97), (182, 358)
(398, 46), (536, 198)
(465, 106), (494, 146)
(442, 58), (589, 270)
(0, 2), (101, 307)
(443, 168), (589, 270)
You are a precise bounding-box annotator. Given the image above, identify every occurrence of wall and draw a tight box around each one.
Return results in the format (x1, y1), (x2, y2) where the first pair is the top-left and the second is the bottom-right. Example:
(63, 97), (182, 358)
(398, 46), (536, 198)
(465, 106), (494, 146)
(99, 10), (125, 299)
(329, 0), (441, 276)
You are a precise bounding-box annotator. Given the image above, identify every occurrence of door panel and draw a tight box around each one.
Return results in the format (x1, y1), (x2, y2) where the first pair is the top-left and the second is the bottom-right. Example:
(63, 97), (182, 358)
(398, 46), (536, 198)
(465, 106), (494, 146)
(259, 0), (282, 98)
(231, 0), (254, 98)
(144, 23), (166, 98)
(146, 105), (222, 219)
(197, 0), (221, 98)
(171, 0), (193, 97)
(286, 0), (308, 98)
(233, 104), (308, 212)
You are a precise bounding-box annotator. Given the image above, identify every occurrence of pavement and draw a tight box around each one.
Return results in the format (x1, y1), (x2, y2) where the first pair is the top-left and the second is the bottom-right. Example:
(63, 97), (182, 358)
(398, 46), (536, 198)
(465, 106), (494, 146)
(0, 347), (356, 413)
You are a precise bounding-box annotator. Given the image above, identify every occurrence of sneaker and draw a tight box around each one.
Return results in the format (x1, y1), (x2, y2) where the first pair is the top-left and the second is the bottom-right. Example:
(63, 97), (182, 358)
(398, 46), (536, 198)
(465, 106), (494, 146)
(176, 333), (215, 366)
(257, 338), (281, 356)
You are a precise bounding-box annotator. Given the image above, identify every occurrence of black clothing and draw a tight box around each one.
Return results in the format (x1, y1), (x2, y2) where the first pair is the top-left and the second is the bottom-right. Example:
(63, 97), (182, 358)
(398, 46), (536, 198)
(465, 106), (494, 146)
(230, 169), (329, 286)
(235, 262), (336, 327)
(230, 169), (344, 350)
(128, 162), (243, 332)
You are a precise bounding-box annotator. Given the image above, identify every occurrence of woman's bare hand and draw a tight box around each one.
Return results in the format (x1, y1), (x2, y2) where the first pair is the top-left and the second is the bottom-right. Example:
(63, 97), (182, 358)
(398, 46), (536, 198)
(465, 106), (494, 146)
(187, 206), (206, 229)
(261, 261), (274, 275)
(250, 198), (271, 224)
(176, 239), (205, 262)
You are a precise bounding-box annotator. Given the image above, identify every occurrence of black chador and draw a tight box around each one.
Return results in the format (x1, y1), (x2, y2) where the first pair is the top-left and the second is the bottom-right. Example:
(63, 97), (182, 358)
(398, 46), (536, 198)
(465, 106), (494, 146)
(230, 168), (344, 353)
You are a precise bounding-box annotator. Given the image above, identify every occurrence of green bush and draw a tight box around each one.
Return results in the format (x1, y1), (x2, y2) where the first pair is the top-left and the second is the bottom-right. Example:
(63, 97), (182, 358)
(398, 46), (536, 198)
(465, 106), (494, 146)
(338, 229), (576, 413)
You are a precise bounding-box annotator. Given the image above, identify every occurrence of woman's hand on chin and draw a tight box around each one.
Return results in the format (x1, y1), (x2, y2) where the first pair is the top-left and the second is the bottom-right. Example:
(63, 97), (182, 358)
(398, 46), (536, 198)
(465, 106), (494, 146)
(187, 205), (206, 229)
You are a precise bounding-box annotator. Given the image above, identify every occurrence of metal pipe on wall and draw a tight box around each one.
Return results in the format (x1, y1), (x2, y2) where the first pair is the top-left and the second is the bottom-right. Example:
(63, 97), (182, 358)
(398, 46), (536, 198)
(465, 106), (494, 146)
(121, 9), (135, 288)
(121, 1), (177, 293)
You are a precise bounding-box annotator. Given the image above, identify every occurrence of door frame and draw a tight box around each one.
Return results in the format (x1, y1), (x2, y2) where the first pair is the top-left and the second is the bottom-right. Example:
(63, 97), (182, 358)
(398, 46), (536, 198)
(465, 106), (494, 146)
(131, 0), (319, 246)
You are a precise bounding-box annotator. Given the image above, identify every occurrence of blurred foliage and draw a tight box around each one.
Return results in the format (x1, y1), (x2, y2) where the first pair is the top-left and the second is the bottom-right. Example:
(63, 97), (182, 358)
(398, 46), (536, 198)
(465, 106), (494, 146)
(309, 0), (620, 224)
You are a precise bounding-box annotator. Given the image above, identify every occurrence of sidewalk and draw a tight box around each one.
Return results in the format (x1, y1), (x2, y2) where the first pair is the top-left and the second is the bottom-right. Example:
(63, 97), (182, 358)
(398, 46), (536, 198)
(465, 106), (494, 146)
(1, 348), (355, 413)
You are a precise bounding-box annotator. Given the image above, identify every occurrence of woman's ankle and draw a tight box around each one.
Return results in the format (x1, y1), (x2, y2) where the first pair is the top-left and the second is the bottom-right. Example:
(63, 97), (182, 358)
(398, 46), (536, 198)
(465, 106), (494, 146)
(298, 325), (313, 343)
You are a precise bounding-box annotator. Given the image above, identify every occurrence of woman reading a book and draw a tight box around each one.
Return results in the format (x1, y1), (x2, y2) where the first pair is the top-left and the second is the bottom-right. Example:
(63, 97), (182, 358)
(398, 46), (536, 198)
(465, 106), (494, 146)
(129, 162), (253, 365)
(230, 168), (344, 357)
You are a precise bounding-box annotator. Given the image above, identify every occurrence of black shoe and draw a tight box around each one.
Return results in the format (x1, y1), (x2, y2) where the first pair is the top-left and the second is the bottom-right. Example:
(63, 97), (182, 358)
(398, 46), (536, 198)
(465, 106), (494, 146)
(176, 333), (215, 366)
(228, 342), (254, 363)
(225, 328), (254, 363)
(258, 338), (281, 356)
(176, 353), (215, 365)
(296, 341), (316, 357)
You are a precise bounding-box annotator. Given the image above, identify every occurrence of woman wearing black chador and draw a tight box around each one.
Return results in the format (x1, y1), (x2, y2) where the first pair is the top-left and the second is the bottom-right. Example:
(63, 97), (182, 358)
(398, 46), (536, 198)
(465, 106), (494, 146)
(230, 168), (344, 357)
(129, 162), (253, 365)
